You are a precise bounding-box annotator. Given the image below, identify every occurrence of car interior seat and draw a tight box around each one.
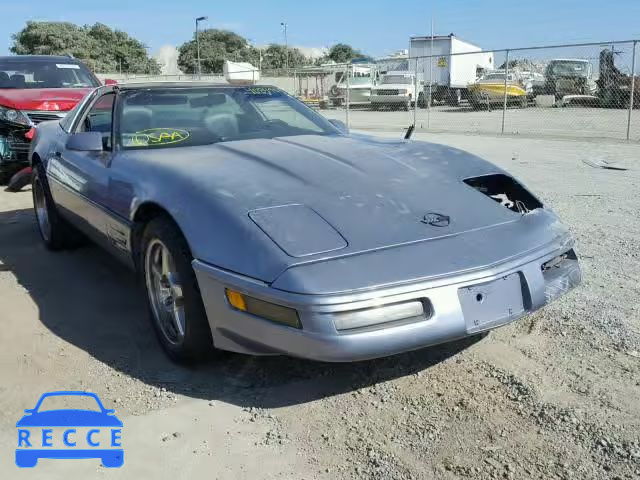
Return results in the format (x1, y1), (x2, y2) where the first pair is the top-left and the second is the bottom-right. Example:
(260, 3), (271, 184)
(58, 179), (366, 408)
(204, 113), (239, 140)
(121, 107), (153, 133)
(9, 74), (26, 88)
(34, 68), (61, 87)
(0, 72), (9, 88)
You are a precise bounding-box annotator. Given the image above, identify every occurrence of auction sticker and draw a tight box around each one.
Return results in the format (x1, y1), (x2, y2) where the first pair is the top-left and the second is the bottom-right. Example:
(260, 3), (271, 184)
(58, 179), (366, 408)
(129, 128), (190, 147)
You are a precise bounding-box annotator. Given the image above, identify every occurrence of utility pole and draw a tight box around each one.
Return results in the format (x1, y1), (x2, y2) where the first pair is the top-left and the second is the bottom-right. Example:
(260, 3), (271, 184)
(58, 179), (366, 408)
(280, 22), (289, 72)
(195, 16), (208, 75)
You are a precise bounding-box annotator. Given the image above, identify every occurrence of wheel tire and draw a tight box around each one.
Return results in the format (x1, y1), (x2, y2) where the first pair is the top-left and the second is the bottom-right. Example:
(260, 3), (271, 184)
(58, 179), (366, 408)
(32, 163), (81, 251)
(140, 216), (214, 363)
(5, 167), (32, 192)
(417, 92), (426, 108)
(447, 89), (462, 106)
(0, 167), (17, 185)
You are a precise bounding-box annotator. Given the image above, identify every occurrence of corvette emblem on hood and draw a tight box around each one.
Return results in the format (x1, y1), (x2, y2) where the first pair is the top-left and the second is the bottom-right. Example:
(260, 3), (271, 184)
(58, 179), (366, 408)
(422, 212), (450, 227)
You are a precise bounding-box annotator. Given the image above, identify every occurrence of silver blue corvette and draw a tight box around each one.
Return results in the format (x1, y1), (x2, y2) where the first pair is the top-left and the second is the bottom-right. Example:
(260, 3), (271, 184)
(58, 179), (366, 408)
(29, 83), (581, 362)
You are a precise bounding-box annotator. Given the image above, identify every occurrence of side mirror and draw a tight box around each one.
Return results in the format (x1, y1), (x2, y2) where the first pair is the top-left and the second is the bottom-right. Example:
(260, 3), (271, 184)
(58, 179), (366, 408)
(24, 409), (34, 414)
(66, 132), (104, 152)
(328, 119), (349, 134)
(104, 79), (118, 86)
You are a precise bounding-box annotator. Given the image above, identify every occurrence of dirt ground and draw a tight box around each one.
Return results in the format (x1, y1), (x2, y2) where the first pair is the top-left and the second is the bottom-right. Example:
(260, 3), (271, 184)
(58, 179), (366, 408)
(322, 106), (640, 143)
(0, 132), (638, 479)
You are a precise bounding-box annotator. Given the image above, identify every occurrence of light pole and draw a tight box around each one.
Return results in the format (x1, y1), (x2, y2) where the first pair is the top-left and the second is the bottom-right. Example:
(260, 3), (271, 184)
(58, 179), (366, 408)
(195, 16), (208, 75)
(280, 22), (288, 72)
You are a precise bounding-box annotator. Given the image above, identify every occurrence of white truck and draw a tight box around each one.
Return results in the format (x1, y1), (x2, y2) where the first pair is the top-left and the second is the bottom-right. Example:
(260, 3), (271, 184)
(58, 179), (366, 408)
(409, 34), (494, 106)
(370, 71), (423, 110)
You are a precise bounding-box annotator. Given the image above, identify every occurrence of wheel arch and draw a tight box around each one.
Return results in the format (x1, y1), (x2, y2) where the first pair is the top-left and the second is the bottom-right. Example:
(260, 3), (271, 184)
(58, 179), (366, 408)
(130, 202), (177, 271)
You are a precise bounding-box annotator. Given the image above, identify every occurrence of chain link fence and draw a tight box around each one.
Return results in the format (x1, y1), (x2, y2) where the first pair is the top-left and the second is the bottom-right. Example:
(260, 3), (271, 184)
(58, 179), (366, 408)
(96, 39), (639, 142)
(320, 40), (639, 142)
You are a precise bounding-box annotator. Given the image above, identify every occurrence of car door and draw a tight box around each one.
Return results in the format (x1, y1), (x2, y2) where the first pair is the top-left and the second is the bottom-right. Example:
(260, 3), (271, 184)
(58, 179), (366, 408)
(47, 91), (116, 245)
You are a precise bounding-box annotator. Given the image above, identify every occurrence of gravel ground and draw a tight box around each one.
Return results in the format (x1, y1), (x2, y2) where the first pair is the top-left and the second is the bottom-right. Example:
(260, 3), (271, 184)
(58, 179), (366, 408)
(322, 106), (640, 143)
(0, 132), (638, 479)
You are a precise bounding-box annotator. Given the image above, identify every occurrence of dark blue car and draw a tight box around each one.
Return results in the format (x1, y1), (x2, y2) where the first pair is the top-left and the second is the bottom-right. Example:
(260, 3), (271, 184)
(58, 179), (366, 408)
(16, 391), (123, 468)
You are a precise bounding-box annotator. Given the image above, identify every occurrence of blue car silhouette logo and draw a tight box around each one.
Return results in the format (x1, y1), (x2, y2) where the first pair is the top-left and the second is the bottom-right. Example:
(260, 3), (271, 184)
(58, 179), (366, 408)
(16, 391), (123, 468)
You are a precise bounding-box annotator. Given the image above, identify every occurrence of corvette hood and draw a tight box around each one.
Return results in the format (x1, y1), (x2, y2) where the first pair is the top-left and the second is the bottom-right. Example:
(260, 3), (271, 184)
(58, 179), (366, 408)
(133, 134), (561, 284)
(0, 88), (90, 111)
(210, 134), (519, 246)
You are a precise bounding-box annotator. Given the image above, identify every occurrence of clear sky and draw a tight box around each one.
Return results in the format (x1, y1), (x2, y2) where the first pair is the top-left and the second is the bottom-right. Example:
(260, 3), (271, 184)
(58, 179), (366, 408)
(2, 0), (640, 57)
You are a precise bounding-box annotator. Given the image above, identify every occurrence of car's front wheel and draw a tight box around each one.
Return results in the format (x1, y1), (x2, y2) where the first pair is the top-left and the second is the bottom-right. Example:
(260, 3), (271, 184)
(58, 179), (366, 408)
(32, 163), (81, 250)
(141, 216), (214, 363)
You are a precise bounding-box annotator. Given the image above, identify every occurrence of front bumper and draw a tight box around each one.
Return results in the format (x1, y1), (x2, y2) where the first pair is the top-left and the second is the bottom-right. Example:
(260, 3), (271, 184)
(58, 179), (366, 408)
(193, 238), (581, 362)
(371, 95), (411, 105)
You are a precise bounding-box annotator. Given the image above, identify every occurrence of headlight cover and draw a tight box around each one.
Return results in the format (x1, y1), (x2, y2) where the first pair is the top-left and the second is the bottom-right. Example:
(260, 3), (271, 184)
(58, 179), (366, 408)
(0, 105), (32, 127)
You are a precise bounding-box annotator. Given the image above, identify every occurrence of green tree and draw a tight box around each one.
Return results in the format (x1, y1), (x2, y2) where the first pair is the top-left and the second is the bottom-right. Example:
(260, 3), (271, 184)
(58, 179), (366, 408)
(11, 22), (95, 59)
(10, 21), (160, 74)
(85, 23), (159, 74)
(177, 29), (257, 74)
(260, 44), (309, 71)
(328, 43), (366, 64)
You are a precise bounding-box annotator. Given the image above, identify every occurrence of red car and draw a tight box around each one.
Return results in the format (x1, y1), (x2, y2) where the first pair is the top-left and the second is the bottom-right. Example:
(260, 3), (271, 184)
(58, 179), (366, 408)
(0, 55), (102, 183)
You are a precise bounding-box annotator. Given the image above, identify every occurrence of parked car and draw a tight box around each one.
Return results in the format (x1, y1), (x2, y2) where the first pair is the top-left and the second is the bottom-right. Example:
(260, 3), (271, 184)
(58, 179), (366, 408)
(0, 55), (101, 184)
(329, 66), (374, 107)
(544, 59), (597, 99)
(371, 71), (422, 110)
(30, 83), (581, 363)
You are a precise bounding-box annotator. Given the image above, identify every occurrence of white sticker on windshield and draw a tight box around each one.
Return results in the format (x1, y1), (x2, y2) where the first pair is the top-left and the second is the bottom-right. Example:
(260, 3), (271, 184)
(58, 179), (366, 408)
(56, 64), (80, 69)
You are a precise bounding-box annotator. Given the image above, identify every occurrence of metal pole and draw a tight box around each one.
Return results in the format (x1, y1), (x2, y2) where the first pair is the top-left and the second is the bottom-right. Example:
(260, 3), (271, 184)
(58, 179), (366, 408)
(281, 23), (289, 73)
(501, 49), (510, 134)
(196, 20), (201, 75)
(345, 64), (350, 130)
(413, 57), (418, 126)
(195, 16), (207, 76)
(627, 41), (637, 141)
(428, 18), (434, 129)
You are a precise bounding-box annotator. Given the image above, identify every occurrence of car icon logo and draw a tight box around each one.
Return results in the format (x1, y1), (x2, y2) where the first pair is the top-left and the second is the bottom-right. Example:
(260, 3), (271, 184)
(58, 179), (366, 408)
(15, 391), (123, 468)
(422, 212), (450, 227)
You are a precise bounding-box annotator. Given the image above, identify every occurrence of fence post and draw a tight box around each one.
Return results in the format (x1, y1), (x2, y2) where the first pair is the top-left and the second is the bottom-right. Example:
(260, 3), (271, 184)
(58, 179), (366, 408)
(627, 41), (637, 141)
(501, 49), (510, 134)
(413, 57), (418, 126)
(427, 53), (432, 129)
(345, 64), (351, 130)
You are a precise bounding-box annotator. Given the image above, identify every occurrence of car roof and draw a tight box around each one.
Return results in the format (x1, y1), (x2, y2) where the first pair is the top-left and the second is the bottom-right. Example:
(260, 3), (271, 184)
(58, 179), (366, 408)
(0, 55), (86, 64)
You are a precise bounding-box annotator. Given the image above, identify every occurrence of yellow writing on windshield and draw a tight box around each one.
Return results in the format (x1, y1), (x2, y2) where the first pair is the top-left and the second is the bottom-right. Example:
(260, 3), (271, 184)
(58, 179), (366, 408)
(131, 128), (190, 147)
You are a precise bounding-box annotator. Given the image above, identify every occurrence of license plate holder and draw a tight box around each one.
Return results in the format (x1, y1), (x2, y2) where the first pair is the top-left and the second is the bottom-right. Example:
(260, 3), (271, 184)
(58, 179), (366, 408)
(458, 273), (525, 334)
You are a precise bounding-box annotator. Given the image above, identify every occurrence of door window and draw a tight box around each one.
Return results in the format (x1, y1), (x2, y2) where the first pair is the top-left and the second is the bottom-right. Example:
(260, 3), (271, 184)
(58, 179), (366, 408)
(78, 93), (115, 150)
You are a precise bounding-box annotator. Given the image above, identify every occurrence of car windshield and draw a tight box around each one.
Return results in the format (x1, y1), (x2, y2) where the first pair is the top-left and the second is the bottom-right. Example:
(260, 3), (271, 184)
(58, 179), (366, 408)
(481, 73), (515, 82)
(549, 61), (588, 76)
(36, 394), (102, 412)
(120, 86), (338, 149)
(0, 59), (100, 89)
(381, 75), (412, 84)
